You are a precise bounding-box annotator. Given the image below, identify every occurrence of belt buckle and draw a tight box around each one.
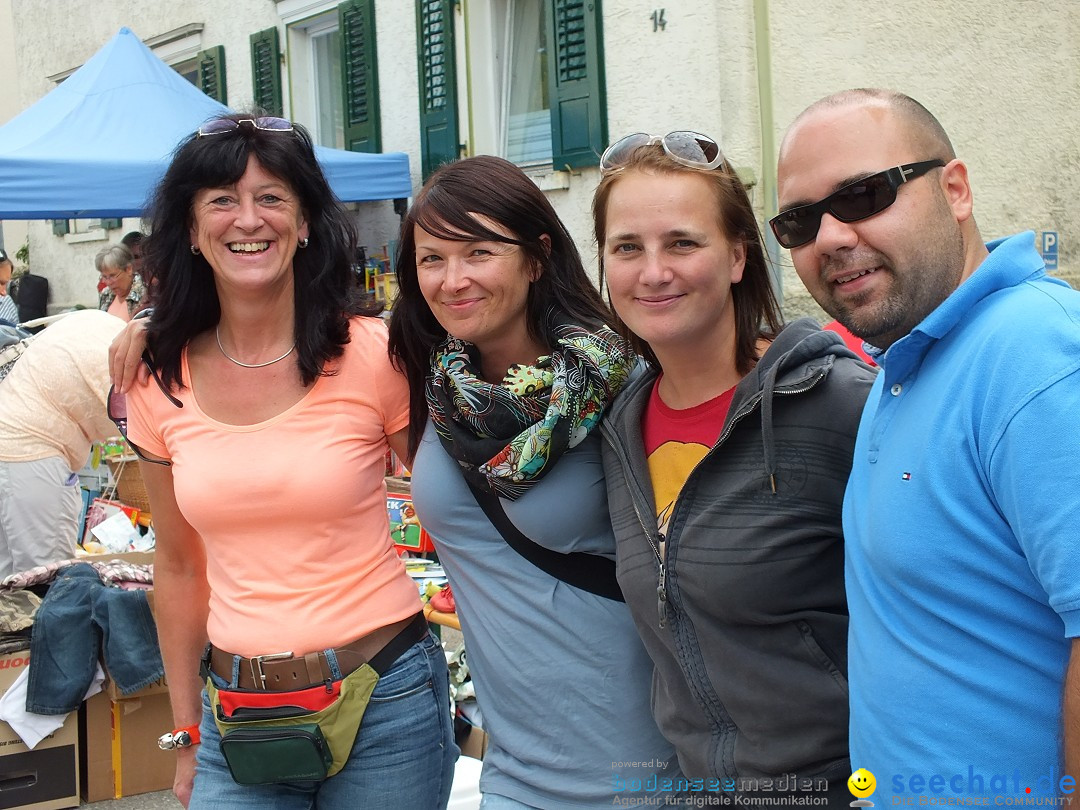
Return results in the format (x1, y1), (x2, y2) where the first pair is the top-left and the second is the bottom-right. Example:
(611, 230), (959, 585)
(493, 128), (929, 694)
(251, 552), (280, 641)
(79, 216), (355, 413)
(249, 651), (293, 689)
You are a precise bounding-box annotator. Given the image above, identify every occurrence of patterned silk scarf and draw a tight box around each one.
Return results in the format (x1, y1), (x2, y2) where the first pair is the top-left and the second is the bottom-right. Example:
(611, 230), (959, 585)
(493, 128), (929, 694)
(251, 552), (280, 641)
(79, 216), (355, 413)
(426, 315), (636, 500)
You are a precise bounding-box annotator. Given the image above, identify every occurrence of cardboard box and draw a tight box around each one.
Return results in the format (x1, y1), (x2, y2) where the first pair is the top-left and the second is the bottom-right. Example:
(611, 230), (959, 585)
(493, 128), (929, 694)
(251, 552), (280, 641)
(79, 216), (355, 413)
(0, 651), (80, 810)
(78, 579), (172, 802)
(458, 725), (488, 761)
(79, 675), (175, 802)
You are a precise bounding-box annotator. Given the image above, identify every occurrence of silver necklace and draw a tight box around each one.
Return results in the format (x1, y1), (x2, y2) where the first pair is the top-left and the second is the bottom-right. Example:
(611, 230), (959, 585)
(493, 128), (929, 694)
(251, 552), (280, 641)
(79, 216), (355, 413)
(215, 326), (297, 369)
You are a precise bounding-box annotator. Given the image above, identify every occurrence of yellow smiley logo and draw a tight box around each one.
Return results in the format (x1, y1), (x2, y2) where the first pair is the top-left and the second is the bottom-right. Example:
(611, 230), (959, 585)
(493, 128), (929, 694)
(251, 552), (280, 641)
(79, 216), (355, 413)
(848, 768), (877, 798)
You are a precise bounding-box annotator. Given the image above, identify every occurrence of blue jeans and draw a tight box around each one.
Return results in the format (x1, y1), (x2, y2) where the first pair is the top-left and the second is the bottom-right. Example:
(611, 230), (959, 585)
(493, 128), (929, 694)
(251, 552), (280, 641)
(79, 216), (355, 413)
(26, 563), (162, 714)
(190, 631), (458, 809)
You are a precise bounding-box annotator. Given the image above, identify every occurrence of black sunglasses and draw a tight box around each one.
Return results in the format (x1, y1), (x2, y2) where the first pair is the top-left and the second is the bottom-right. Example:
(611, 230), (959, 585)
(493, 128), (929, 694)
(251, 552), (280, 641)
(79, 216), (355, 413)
(770, 159), (946, 249)
(107, 353), (183, 467)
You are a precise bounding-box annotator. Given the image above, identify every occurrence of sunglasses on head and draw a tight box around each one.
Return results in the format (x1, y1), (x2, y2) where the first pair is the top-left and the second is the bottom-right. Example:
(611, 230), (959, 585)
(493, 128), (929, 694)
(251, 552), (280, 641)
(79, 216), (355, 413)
(769, 159), (946, 249)
(197, 117), (294, 138)
(600, 131), (725, 174)
(106, 353), (183, 467)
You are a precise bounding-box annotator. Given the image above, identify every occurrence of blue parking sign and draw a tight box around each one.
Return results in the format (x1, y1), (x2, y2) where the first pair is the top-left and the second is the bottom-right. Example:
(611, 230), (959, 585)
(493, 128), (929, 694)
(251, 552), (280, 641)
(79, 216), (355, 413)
(1041, 231), (1059, 270)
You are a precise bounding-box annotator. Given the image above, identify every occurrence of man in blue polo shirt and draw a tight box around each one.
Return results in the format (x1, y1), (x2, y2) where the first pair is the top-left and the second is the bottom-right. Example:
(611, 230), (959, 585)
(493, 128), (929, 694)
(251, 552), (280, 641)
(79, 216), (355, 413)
(773, 88), (1080, 802)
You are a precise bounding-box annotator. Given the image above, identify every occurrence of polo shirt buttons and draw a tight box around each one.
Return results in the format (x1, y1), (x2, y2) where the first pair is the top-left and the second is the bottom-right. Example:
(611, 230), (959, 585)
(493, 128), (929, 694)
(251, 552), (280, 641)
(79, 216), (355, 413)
(890, 383), (903, 396)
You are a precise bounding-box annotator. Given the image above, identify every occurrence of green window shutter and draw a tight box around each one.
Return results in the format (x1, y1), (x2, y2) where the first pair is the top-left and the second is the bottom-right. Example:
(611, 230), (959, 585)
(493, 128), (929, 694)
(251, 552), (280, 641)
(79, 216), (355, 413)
(101, 218), (122, 230)
(545, 0), (606, 170)
(197, 45), (228, 104)
(416, 0), (459, 179)
(250, 28), (283, 116)
(340, 0), (381, 153)
(52, 219), (69, 236)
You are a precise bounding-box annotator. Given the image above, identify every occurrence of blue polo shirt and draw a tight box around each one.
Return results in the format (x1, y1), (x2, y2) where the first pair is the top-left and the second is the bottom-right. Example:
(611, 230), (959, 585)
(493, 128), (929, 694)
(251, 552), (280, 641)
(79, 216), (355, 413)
(846, 232), (1080, 801)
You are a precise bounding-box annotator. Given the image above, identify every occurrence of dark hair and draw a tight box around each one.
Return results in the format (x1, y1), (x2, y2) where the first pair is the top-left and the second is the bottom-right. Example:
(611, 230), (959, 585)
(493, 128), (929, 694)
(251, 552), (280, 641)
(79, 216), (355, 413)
(592, 144), (782, 374)
(142, 111), (377, 389)
(388, 155), (614, 458)
(120, 231), (145, 249)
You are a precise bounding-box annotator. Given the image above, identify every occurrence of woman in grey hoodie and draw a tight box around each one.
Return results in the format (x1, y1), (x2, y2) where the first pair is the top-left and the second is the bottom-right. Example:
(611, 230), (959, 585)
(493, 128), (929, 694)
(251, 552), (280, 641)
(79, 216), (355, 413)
(592, 132), (877, 807)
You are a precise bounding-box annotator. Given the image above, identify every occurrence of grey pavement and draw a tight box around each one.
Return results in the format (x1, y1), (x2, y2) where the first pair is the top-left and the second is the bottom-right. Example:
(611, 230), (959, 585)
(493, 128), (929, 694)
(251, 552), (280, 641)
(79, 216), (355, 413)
(83, 791), (181, 809)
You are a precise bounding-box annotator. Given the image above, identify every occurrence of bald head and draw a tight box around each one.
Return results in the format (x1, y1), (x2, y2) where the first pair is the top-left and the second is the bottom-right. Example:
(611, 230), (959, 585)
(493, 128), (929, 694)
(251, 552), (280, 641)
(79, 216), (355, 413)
(776, 88), (989, 351)
(782, 89), (955, 166)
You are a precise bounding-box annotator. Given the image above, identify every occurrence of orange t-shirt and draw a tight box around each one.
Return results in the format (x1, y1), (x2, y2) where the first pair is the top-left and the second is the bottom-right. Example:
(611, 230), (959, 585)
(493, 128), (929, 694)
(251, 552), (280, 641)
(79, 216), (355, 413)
(126, 316), (419, 656)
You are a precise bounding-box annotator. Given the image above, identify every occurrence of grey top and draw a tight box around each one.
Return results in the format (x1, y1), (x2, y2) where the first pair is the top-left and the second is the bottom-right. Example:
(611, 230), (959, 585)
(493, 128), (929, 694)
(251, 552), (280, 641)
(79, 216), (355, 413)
(412, 422), (679, 808)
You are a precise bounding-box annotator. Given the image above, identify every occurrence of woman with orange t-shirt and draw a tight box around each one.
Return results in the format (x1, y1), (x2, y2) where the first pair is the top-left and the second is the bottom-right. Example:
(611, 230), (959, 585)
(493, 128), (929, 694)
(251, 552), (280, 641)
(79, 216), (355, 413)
(115, 114), (456, 809)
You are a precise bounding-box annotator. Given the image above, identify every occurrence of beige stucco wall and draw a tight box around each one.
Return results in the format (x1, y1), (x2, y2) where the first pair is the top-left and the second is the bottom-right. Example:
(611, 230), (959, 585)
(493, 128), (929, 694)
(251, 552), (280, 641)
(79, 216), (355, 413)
(766, 0), (1080, 318)
(6, 1), (1077, 313)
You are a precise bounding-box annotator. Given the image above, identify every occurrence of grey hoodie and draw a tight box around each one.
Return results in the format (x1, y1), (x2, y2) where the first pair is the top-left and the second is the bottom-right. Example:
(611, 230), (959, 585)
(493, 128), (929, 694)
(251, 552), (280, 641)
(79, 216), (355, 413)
(600, 318), (876, 803)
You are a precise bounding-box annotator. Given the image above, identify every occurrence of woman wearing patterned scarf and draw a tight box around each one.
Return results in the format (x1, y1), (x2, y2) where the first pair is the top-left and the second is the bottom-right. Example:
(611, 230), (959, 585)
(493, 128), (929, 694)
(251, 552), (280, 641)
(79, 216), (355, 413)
(388, 155), (679, 808)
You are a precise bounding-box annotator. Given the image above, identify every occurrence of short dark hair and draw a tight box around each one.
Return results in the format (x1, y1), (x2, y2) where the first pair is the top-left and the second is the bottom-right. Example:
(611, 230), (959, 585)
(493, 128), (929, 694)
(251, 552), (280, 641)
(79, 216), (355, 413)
(387, 155), (614, 458)
(120, 231), (145, 249)
(592, 144), (782, 374)
(142, 112), (376, 389)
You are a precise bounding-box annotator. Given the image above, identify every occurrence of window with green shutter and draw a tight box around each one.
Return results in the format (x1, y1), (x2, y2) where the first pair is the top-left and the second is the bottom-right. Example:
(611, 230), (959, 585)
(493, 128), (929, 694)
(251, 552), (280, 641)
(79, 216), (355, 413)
(197, 45), (228, 104)
(450, 0), (606, 169)
(250, 28), (283, 117)
(101, 218), (122, 231)
(416, 0), (459, 179)
(545, 0), (606, 169)
(339, 0), (381, 153)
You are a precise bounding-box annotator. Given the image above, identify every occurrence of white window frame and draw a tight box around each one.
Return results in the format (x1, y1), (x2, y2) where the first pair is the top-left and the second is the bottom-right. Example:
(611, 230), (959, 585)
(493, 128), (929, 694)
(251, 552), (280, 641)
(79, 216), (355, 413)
(280, 0), (348, 149)
(464, 0), (552, 168)
(64, 219), (108, 244)
(288, 13), (344, 149)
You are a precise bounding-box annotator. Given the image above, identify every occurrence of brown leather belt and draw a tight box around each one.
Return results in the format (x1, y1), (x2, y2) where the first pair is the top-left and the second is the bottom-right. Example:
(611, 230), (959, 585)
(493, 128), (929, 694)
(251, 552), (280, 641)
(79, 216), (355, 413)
(207, 612), (428, 691)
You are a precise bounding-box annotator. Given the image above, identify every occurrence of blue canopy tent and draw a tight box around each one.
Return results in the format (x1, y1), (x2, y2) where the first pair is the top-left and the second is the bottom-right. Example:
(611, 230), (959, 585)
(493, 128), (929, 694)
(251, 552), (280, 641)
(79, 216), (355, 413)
(0, 27), (412, 219)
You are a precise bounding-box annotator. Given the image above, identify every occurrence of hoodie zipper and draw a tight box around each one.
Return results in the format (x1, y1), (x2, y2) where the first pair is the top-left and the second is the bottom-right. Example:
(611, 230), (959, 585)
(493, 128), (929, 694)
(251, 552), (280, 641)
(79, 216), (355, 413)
(604, 366), (829, 629)
(602, 428), (670, 626)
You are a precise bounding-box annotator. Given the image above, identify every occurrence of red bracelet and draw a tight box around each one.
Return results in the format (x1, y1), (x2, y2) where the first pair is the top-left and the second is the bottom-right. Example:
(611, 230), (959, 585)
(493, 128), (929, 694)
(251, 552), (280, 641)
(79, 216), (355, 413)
(157, 723), (201, 750)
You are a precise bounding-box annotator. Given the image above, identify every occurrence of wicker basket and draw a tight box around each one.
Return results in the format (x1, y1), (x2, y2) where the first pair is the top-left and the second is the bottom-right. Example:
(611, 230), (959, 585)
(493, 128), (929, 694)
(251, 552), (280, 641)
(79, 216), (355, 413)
(104, 455), (152, 513)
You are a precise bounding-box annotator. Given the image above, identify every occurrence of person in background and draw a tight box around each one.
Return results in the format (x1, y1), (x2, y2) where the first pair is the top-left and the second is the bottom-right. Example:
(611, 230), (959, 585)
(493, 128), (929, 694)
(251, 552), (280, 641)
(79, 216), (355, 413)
(120, 113), (456, 809)
(95, 243), (145, 321)
(0, 249), (18, 325)
(120, 231), (144, 259)
(388, 155), (678, 808)
(775, 88), (1080, 799)
(592, 132), (876, 805)
(0, 309), (125, 577)
(120, 231), (147, 283)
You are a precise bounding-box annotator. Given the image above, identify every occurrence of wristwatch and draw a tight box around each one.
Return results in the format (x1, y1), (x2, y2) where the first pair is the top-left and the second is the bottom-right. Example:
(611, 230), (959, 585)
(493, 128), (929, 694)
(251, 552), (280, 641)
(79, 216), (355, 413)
(157, 724), (201, 750)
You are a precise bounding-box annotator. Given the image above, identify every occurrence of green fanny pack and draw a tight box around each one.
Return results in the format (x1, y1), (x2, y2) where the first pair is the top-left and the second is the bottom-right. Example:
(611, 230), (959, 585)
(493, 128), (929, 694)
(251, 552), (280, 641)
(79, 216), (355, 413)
(207, 664), (380, 785)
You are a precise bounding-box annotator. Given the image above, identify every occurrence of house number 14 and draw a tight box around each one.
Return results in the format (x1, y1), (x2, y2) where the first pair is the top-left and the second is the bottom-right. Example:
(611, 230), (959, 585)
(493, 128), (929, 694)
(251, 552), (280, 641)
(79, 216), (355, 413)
(651, 8), (667, 31)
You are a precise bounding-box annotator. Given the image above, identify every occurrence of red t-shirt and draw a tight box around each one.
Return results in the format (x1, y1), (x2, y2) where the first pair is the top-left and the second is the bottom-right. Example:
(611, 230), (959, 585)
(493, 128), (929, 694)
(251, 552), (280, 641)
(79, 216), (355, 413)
(642, 377), (735, 536)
